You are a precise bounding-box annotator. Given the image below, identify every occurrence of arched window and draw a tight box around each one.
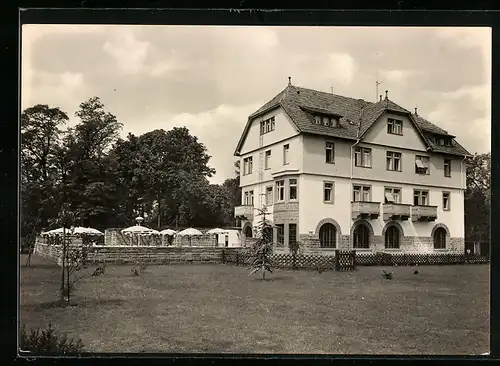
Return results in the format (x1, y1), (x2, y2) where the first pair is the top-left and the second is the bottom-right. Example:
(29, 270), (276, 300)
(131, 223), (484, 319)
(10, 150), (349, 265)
(434, 227), (446, 249)
(319, 223), (337, 248)
(353, 224), (370, 248)
(385, 226), (400, 249)
(244, 226), (253, 238)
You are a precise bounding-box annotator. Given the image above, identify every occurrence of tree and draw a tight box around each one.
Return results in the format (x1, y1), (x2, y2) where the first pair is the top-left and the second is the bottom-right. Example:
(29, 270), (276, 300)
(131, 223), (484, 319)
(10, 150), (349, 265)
(465, 152), (491, 244)
(247, 205), (274, 280)
(21, 105), (69, 253)
(62, 97), (123, 228)
(112, 127), (217, 228)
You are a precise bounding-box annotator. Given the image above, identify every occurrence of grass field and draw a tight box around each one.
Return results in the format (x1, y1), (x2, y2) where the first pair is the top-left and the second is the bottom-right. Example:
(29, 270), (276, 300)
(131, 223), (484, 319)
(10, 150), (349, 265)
(20, 254), (489, 355)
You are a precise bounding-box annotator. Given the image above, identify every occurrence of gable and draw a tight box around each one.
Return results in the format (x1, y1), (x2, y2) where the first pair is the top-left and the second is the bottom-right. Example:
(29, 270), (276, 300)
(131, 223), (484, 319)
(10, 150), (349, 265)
(361, 111), (428, 152)
(237, 106), (299, 155)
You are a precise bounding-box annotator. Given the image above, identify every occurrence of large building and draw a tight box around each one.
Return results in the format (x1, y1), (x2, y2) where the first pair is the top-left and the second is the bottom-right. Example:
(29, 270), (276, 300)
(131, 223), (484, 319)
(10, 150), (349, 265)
(233, 80), (471, 254)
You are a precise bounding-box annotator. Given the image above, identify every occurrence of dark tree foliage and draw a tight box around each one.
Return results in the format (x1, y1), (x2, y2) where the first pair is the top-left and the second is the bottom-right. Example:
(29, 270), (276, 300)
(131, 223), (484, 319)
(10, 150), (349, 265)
(21, 98), (242, 247)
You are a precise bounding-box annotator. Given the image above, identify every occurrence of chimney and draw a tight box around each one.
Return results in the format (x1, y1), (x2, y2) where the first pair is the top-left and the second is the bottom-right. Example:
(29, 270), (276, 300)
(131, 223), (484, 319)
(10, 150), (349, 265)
(415, 107), (418, 116)
(288, 76), (291, 86)
(385, 90), (388, 100)
(379, 94), (382, 102)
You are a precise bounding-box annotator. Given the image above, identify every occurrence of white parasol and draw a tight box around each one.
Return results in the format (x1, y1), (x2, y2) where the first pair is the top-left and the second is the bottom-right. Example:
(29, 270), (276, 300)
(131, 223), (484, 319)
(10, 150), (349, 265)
(207, 228), (228, 235)
(177, 227), (203, 246)
(160, 229), (177, 236)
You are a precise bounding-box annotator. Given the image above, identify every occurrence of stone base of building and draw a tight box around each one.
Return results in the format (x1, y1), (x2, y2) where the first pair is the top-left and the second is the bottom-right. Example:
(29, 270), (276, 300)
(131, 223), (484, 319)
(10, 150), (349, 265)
(296, 234), (464, 254)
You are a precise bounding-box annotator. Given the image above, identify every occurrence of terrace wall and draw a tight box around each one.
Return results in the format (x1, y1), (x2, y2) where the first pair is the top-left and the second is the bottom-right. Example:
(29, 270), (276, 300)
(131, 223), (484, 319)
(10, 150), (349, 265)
(33, 242), (250, 266)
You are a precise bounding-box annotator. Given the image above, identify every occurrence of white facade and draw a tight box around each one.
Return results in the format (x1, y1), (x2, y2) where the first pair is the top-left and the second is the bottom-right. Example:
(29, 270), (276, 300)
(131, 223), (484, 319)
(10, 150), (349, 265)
(235, 104), (467, 253)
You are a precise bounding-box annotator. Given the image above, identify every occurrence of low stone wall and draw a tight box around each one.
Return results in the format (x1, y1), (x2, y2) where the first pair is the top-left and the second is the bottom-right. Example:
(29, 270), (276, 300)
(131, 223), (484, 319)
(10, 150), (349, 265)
(33, 242), (63, 265)
(33, 242), (250, 266)
(297, 234), (464, 254)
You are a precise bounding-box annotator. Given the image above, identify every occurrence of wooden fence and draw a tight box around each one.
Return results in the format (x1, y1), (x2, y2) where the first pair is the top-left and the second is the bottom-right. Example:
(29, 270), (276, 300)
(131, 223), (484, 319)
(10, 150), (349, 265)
(221, 250), (489, 271)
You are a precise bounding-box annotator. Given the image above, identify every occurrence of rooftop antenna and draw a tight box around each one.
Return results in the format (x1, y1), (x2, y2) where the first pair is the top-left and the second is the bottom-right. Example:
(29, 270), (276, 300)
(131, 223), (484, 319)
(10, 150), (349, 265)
(375, 52), (383, 102)
(288, 76), (291, 86)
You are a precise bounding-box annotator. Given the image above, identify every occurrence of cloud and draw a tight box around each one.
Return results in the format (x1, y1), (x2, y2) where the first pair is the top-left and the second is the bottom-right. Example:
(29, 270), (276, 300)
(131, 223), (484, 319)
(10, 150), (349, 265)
(328, 53), (356, 84)
(22, 26), (491, 181)
(123, 103), (261, 185)
(102, 29), (150, 74)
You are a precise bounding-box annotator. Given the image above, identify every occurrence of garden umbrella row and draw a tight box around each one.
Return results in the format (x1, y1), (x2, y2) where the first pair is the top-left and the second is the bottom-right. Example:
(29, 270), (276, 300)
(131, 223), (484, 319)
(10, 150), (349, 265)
(41, 227), (104, 236)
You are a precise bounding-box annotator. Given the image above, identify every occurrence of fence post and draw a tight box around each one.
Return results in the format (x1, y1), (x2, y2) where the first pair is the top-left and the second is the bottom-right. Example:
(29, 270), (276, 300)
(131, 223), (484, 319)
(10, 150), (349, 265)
(292, 252), (297, 270)
(352, 250), (356, 270)
(221, 249), (225, 264)
(334, 250), (340, 271)
(236, 251), (239, 266)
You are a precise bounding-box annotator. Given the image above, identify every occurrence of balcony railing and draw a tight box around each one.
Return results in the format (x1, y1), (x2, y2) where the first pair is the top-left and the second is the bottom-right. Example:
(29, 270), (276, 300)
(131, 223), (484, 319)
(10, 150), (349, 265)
(411, 205), (438, 222)
(383, 203), (411, 221)
(234, 205), (254, 219)
(351, 201), (381, 220)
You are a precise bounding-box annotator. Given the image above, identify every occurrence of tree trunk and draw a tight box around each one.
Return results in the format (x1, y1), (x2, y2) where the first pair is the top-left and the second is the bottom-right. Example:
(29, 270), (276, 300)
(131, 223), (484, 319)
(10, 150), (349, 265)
(262, 262), (265, 280)
(60, 228), (66, 302)
(157, 197), (161, 229)
(66, 238), (70, 306)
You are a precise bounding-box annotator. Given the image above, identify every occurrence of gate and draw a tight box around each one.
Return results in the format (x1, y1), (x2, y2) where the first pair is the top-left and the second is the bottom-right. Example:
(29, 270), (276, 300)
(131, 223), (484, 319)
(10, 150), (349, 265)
(334, 250), (356, 271)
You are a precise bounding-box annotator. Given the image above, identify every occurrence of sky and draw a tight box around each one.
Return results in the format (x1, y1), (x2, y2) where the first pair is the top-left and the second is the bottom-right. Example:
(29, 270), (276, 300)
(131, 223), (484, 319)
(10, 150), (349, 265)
(21, 25), (491, 184)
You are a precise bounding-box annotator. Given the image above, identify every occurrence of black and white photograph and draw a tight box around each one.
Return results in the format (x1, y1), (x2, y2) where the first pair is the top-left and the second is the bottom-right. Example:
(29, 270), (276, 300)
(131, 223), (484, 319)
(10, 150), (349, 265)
(19, 23), (491, 355)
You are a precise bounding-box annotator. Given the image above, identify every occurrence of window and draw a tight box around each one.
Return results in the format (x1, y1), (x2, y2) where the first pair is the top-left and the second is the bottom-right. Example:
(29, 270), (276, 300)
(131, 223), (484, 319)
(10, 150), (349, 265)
(353, 185), (371, 202)
(289, 179), (298, 200)
(265, 186), (273, 205)
(331, 117), (339, 127)
(276, 180), (285, 202)
(319, 223), (337, 248)
(385, 226), (400, 249)
(288, 224), (297, 249)
(265, 150), (271, 170)
(387, 118), (403, 135)
(324, 182), (334, 203)
(314, 115), (321, 125)
(413, 190), (429, 206)
(322, 116), (330, 126)
(326, 142), (335, 164)
(433, 227), (446, 249)
(260, 116), (275, 135)
(354, 147), (372, 168)
(244, 226), (253, 238)
(415, 155), (430, 175)
(384, 187), (401, 204)
(283, 144), (289, 165)
(244, 190), (254, 206)
(243, 156), (253, 175)
(444, 159), (451, 177)
(442, 192), (450, 211)
(386, 151), (402, 171)
(353, 224), (370, 248)
(276, 224), (284, 247)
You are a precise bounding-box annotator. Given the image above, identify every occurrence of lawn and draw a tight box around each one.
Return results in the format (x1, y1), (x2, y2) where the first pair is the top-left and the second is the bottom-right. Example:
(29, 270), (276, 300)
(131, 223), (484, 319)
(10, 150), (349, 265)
(20, 254), (489, 355)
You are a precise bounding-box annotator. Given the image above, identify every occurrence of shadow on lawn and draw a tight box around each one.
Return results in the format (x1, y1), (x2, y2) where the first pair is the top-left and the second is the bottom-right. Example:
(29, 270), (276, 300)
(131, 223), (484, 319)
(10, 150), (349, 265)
(22, 298), (126, 310)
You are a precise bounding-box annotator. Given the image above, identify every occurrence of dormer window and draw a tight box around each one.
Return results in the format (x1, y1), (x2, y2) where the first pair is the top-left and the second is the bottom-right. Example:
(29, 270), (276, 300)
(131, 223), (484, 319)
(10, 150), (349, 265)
(260, 116), (275, 135)
(314, 114), (340, 128)
(387, 118), (403, 135)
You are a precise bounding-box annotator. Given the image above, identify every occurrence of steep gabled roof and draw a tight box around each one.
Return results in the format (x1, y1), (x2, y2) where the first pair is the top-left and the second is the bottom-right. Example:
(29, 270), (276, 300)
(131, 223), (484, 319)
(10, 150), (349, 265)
(234, 85), (471, 157)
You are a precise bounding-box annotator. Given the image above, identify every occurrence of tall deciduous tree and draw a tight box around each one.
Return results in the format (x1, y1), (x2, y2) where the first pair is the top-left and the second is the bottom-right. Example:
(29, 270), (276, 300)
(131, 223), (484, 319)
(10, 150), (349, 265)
(465, 152), (491, 244)
(21, 105), (69, 250)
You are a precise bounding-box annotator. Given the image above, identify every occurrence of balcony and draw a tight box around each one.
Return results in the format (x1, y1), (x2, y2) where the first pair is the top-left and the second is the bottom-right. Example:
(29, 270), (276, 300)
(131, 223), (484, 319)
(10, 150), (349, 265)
(411, 205), (438, 222)
(351, 201), (381, 220)
(234, 205), (254, 220)
(383, 203), (411, 221)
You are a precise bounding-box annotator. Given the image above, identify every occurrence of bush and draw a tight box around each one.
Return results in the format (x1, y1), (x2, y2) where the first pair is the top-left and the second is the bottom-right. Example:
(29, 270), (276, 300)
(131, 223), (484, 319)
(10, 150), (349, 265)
(20, 324), (84, 354)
